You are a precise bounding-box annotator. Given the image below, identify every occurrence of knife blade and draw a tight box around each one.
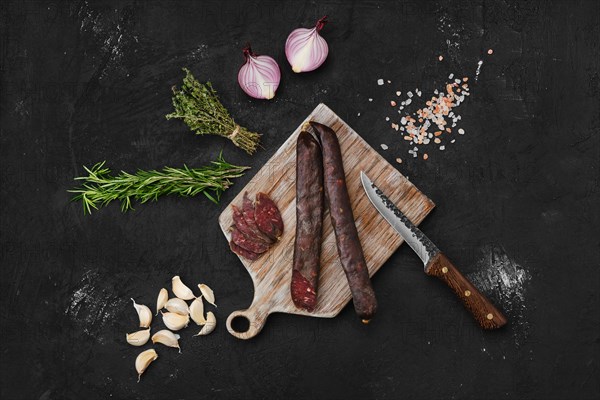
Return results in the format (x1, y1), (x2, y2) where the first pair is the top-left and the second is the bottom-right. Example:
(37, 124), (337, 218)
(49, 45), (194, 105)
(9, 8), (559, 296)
(360, 171), (507, 330)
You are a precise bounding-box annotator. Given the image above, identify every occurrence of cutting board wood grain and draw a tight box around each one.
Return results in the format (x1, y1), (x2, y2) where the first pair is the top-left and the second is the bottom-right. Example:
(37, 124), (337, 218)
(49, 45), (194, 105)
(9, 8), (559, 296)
(219, 104), (435, 339)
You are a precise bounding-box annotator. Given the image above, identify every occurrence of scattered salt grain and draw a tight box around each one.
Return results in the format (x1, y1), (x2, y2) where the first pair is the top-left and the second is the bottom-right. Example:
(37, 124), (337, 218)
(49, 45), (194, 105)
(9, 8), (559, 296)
(396, 158), (402, 164)
(438, 55), (444, 61)
(458, 128), (465, 134)
(423, 153), (428, 160)
(390, 100), (397, 107)
(380, 144), (389, 150)
(387, 80), (391, 84)
(396, 91), (401, 96)
(439, 145), (445, 151)
(475, 60), (483, 80)
(368, 98), (373, 102)
(405, 98), (412, 105)
(385, 117), (390, 121)
(357, 112), (361, 117)
(377, 79), (384, 85)
(448, 73), (454, 79)
(487, 49), (493, 55)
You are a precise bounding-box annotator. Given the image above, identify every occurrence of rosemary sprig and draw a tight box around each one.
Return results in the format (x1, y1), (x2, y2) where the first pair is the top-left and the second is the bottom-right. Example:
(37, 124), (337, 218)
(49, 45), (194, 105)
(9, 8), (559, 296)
(166, 68), (261, 155)
(69, 154), (249, 214)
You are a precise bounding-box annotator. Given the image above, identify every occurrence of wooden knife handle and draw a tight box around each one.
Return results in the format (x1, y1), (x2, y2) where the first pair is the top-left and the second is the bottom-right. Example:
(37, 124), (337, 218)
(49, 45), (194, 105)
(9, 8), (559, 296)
(425, 252), (507, 330)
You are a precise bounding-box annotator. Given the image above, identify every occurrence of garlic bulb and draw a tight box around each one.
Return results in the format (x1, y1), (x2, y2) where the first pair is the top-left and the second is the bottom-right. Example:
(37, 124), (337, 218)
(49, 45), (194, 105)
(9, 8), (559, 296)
(193, 311), (216, 336)
(189, 297), (206, 325)
(135, 348), (158, 382)
(165, 298), (190, 315)
(171, 276), (195, 300)
(238, 45), (281, 100)
(131, 298), (152, 328)
(156, 288), (168, 315)
(285, 16), (329, 73)
(161, 311), (190, 331)
(198, 284), (216, 307)
(152, 329), (181, 353)
(126, 328), (151, 347)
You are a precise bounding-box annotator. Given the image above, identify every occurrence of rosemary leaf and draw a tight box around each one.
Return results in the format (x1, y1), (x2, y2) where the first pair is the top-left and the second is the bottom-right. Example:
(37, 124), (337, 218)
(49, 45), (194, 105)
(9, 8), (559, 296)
(69, 154), (249, 214)
(166, 68), (261, 155)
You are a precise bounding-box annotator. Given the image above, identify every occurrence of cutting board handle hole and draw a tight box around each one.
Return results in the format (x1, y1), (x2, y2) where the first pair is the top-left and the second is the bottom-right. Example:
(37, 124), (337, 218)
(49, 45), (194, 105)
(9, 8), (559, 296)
(230, 315), (250, 333)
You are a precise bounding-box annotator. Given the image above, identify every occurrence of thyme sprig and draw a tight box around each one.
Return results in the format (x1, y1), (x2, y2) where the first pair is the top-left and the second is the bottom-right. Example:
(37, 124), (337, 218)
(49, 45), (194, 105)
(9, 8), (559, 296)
(166, 68), (261, 155)
(70, 154), (249, 214)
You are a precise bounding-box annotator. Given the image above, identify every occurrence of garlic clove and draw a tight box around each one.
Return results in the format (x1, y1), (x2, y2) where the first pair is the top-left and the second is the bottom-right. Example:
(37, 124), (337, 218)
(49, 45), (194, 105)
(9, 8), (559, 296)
(285, 16), (329, 73)
(126, 328), (151, 347)
(152, 329), (181, 353)
(189, 297), (206, 325)
(161, 311), (190, 331)
(135, 348), (158, 383)
(238, 45), (281, 100)
(193, 311), (216, 336)
(171, 276), (196, 300)
(165, 297), (190, 315)
(156, 288), (168, 315)
(131, 298), (152, 328)
(198, 284), (216, 307)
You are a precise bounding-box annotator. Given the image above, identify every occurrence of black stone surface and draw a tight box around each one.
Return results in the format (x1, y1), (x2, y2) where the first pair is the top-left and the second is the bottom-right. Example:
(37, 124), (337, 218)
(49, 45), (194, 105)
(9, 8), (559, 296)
(1, 1), (599, 399)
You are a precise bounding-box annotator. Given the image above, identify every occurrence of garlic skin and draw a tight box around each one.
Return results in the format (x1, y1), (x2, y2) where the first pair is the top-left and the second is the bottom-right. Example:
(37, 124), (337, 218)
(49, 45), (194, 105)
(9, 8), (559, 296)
(152, 329), (181, 353)
(194, 311), (216, 336)
(135, 349), (158, 383)
(238, 45), (281, 100)
(156, 288), (168, 315)
(198, 284), (216, 307)
(190, 297), (206, 325)
(285, 16), (329, 73)
(161, 311), (190, 331)
(165, 298), (190, 315)
(171, 276), (195, 300)
(131, 298), (152, 328)
(126, 328), (151, 347)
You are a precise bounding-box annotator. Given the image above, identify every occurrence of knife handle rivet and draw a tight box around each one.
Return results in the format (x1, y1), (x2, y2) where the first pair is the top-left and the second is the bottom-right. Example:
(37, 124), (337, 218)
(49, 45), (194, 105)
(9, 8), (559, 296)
(441, 267), (448, 274)
(464, 290), (471, 297)
(486, 313), (494, 320)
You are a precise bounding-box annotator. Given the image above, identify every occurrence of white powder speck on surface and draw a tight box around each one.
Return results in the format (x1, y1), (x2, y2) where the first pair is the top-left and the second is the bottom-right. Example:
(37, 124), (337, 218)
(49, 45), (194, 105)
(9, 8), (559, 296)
(65, 268), (124, 340)
(380, 144), (389, 150)
(468, 244), (531, 346)
(377, 79), (384, 85)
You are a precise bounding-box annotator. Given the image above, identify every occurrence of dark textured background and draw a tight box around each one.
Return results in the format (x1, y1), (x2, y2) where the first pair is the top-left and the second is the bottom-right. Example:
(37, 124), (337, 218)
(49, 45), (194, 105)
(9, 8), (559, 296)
(1, 1), (599, 399)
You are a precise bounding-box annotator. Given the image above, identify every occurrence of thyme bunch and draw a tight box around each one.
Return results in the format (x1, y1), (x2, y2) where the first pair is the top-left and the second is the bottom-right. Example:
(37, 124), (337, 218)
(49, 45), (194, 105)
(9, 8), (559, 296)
(166, 68), (261, 155)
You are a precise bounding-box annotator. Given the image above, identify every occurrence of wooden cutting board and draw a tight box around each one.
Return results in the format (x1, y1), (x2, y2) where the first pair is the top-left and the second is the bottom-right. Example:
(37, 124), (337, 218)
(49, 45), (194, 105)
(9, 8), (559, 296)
(219, 104), (435, 339)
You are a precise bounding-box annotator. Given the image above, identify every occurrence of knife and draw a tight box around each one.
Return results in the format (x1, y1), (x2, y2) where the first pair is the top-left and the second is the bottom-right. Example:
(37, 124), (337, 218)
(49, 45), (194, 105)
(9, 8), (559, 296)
(360, 171), (507, 330)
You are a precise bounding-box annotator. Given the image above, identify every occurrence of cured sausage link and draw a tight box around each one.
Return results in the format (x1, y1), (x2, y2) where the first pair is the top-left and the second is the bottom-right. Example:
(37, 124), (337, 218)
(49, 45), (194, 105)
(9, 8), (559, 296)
(291, 130), (324, 312)
(310, 121), (377, 321)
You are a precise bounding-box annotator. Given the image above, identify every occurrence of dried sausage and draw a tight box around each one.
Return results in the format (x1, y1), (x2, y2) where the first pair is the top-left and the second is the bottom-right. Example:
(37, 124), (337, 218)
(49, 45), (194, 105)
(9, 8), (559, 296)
(255, 192), (284, 240)
(229, 225), (270, 254)
(242, 192), (274, 243)
(291, 131), (324, 311)
(232, 205), (272, 245)
(229, 241), (261, 261)
(310, 121), (377, 321)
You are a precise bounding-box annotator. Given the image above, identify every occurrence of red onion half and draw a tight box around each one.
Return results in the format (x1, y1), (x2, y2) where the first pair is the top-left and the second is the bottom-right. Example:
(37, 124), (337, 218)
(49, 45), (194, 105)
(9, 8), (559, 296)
(237, 45), (281, 100)
(285, 16), (329, 73)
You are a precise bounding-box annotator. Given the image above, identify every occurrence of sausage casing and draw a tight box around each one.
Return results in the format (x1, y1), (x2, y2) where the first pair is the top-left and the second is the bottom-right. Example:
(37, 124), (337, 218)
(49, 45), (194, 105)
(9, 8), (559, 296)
(291, 131), (324, 312)
(310, 121), (377, 321)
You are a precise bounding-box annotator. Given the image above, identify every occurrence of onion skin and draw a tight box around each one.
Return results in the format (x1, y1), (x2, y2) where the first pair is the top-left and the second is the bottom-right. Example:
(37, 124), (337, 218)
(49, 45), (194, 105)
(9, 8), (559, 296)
(238, 45), (281, 100)
(285, 16), (329, 73)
